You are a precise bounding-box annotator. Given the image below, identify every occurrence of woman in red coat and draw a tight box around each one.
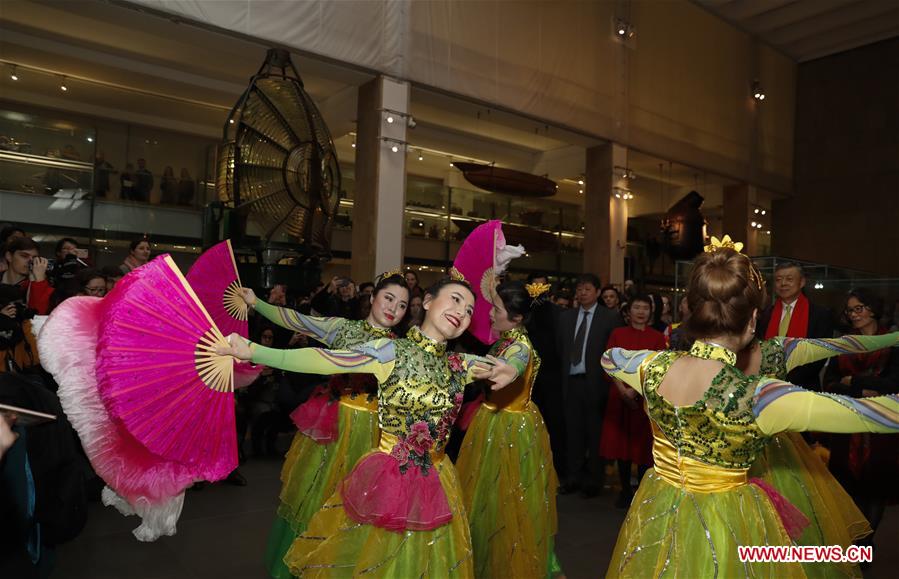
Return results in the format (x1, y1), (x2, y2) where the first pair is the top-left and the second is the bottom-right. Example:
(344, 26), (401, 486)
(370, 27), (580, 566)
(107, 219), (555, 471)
(599, 294), (666, 508)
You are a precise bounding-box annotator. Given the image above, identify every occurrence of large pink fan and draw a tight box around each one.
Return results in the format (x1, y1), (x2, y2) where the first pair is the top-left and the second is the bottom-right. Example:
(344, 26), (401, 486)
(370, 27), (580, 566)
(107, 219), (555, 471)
(186, 240), (247, 337)
(97, 254), (236, 482)
(187, 240), (261, 388)
(452, 220), (524, 344)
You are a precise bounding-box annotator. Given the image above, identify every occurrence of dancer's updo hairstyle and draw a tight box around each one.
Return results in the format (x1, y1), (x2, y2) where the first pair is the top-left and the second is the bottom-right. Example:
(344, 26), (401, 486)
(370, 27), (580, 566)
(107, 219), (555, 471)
(684, 249), (767, 339)
(372, 271), (409, 297)
(495, 280), (547, 325)
(425, 277), (476, 302)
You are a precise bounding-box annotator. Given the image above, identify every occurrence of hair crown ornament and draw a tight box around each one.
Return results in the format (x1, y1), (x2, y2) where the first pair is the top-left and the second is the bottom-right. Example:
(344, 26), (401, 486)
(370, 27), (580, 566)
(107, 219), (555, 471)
(525, 282), (551, 300)
(702, 234), (765, 291)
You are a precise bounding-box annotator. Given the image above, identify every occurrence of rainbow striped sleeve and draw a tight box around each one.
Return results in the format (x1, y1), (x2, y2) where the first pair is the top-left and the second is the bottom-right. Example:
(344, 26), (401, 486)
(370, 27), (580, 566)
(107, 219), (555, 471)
(753, 377), (899, 436)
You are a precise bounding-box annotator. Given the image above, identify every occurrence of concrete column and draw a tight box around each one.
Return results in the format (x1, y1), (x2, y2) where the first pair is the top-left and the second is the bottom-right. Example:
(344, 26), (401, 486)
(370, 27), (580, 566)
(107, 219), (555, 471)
(722, 184), (761, 255)
(351, 76), (409, 282)
(584, 143), (628, 286)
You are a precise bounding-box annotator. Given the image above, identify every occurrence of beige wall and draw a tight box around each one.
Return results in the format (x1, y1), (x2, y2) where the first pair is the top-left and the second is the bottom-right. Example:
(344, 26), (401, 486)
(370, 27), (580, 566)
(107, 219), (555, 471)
(131, 0), (796, 195)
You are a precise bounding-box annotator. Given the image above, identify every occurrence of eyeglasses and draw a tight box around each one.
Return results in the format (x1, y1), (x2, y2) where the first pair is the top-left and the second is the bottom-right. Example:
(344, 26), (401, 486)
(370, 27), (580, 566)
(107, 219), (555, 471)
(844, 304), (870, 315)
(84, 286), (107, 296)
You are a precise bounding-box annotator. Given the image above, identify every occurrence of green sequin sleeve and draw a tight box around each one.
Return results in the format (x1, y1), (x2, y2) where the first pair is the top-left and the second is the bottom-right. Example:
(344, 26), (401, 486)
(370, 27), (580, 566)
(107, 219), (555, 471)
(780, 332), (899, 373)
(753, 378), (899, 435)
(253, 299), (345, 346)
(249, 338), (396, 383)
(601, 348), (659, 395)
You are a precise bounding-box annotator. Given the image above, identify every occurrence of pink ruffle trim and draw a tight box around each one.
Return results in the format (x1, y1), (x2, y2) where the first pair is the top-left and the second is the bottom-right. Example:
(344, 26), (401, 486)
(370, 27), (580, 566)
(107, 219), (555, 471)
(341, 452), (452, 532)
(750, 477), (810, 540)
(457, 393), (485, 431)
(289, 387), (338, 443)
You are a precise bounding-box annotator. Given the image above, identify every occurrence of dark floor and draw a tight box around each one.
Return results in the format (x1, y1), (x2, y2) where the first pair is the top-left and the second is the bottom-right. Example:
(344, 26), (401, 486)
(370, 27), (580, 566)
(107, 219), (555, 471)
(54, 458), (899, 579)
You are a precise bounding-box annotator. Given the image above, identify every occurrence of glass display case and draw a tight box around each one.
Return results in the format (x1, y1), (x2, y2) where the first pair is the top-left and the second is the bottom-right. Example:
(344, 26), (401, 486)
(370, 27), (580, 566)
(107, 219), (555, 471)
(0, 109), (95, 197)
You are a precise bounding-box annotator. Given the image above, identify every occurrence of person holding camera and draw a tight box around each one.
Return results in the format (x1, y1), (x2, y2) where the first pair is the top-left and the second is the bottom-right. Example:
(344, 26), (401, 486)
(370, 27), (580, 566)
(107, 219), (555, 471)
(310, 276), (358, 320)
(0, 285), (40, 374)
(1, 238), (54, 316)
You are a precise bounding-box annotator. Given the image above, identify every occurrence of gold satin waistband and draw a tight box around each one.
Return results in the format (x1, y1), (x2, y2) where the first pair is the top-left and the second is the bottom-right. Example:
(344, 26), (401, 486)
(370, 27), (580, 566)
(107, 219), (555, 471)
(653, 432), (748, 493)
(481, 401), (529, 413)
(378, 432), (446, 464)
(339, 393), (378, 413)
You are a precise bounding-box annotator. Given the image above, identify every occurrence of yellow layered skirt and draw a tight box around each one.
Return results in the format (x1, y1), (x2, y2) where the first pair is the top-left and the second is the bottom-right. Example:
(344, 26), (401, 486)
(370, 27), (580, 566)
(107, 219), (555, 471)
(284, 452), (474, 578)
(455, 403), (560, 578)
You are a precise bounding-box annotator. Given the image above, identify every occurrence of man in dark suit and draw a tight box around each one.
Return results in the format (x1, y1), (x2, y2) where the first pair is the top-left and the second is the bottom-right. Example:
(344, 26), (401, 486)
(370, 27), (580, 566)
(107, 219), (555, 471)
(556, 273), (622, 497)
(757, 262), (834, 390)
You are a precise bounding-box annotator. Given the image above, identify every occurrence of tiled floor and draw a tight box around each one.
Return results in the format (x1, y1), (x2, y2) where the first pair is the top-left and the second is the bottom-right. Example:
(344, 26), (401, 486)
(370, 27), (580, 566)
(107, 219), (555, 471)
(55, 458), (898, 578)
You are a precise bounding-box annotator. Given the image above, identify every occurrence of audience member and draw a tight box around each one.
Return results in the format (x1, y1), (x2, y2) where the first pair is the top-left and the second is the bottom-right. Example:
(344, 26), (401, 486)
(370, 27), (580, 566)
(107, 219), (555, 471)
(93, 151), (116, 198)
(757, 261), (834, 390)
(120, 163), (136, 200)
(404, 270), (424, 300)
(824, 288), (899, 545)
(177, 168), (195, 206)
(51, 238), (84, 287)
(664, 294), (693, 350)
(99, 266), (123, 293)
(1, 237), (54, 315)
(134, 158), (153, 203)
(407, 294), (424, 328)
(599, 294), (665, 508)
(310, 276), (357, 319)
(551, 289), (572, 309)
(525, 272), (566, 478)
(556, 273), (622, 497)
(0, 285), (40, 373)
(600, 285), (621, 310)
(159, 166), (178, 204)
(119, 238), (151, 275)
(659, 294), (674, 326)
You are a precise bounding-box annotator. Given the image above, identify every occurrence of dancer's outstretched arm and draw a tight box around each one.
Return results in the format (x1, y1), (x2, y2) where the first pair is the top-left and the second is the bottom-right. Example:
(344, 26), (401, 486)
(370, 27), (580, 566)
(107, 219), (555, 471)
(220, 335), (396, 383)
(753, 379), (899, 435)
(778, 332), (899, 372)
(242, 288), (345, 346)
(600, 348), (662, 395)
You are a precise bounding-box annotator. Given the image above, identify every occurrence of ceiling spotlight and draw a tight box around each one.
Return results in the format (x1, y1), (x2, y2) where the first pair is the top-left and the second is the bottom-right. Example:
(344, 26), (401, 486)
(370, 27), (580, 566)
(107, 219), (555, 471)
(766, 230), (771, 235)
(229, 119), (234, 124)
(86, 137), (93, 143)
(751, 221), (757, 227)
(577, 179), (584, 185)
(386, 115), (394, 124)
(417, 151), (424, 161)
(754, 208), (760, 214)
(10, 65), (18, 81)
(60, 76), (68, 92)
(391, 145), (399, 153)
(578, 189), (583, 194)
(752, 80), (765, 101)
(761, 210), (766, 215)
(614, 18), (634, 39)
(615, 192), (622, 199)
(351, 140), (356, 148)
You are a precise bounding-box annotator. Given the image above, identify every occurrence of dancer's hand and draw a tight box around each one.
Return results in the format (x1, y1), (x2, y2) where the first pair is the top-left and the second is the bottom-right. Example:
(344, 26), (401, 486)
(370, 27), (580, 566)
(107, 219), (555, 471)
(472, 355), (519, 391)
(238, 287), (257, 307)
(216, 333), (254, 360)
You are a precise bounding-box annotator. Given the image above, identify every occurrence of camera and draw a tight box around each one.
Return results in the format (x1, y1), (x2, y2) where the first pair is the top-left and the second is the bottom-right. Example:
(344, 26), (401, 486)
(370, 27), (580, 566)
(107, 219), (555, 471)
(12, 301), (37, 322)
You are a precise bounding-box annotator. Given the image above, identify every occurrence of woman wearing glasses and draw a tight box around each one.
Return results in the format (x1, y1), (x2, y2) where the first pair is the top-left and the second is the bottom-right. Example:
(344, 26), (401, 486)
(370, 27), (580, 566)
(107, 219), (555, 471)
(824, 288), (899, 550)
(78, 270), (107, 297)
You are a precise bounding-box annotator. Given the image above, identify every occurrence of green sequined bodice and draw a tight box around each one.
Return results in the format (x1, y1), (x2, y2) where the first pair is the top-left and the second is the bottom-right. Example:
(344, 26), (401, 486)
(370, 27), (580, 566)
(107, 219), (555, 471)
(642, 342), (770, 469)
(332, 319), (394, 349)
(378, 326), (462, 452)
(757, 338), (787, 380)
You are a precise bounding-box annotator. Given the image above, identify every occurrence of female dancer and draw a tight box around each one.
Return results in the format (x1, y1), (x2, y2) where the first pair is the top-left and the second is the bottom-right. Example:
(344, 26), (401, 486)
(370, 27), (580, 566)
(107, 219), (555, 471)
(741, 324), (898, 579)
(220, 277), (519, 578)
(601, 239), (899, 577)
(455, 280), (561, 578)
(241, 271), (409, 579)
